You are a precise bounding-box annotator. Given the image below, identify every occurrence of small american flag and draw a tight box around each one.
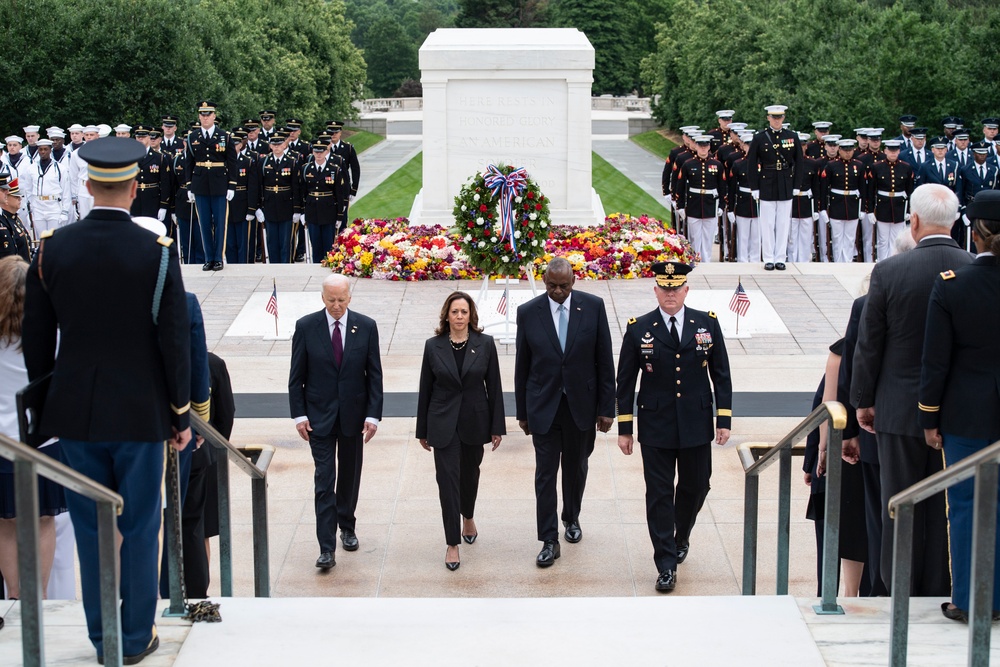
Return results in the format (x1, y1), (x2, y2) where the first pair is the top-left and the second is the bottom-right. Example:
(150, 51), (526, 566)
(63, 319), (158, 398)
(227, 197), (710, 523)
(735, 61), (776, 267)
(729, 281), (751, 317)
(266, 284), (278, 318)
(497, 285), (509, 315)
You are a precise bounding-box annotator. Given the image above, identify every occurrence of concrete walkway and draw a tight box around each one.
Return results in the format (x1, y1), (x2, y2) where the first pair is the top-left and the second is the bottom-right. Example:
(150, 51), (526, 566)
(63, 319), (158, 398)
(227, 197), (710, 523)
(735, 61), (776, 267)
(593, 138), (668, 205)
(354, 138), (421, 201)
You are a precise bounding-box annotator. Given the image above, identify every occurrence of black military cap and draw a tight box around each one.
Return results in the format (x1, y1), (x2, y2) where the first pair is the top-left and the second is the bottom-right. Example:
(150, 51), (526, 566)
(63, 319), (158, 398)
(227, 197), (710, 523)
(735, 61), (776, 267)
(652, 261), (693, 289)
(161, 115), (179, 126)
(954, 130), (970, 140)
(285, 118), (303, 129)
(197, 101), (217, 113)
(0, 171), (10, 188)
(268, 133), (286, 144)
(243, 118), (260, 129)
(148, 130), (162, 139)
(190, 121), (201, 130)
(133, 125), (153, 137)
(982, 118), (999, 129)
(898, 115), (917, 126)
(259, 109), (276, 119)
(327, 121), (344, 132)
(929, 136), (949, 148)
(312, 138), (331, 150)
(968, 190), (1000, 221)
(315, 132), (333, 143)
(232, 128), (248, 141)
(77, 137), (146, 183)
(911, 127), (928, 138)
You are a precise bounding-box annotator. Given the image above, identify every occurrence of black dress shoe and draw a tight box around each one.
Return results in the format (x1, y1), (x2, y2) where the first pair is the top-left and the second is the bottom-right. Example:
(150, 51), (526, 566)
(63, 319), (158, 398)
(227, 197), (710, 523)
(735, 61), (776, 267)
(100, 633), (160, 665)
(462, 533), (478, 544)
(536, 540), (561, 568)
(341, 529), (359, 551)
(563, 520), (582, 543)
(295, 255), (306, 263)
(655, 570), (677, 592)
(212, 261), (224, 271)
(764, 263), (775, 270)
(202, 261), (214, 271)
(775, 262), (786, 271)
(315, 551), (335, 570)
(676, 541), (690, 564)
(941, 602), (967, 622)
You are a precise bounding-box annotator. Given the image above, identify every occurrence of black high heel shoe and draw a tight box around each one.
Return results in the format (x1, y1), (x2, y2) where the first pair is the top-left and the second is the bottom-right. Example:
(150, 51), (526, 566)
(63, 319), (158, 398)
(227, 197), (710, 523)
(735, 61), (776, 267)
(462, 533), (478, 544)
(445, 547), (460, 571)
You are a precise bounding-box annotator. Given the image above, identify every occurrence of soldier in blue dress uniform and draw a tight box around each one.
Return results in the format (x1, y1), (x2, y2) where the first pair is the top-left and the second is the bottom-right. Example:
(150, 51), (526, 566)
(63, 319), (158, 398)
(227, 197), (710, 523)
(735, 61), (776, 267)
(22, 137), (191, 665)
(257, 131), (301, 263)
(185, 101), (236, 271)
(615, 262), (732, 593)
(299, 137), (344, 263)
(224, 128), (260, 264)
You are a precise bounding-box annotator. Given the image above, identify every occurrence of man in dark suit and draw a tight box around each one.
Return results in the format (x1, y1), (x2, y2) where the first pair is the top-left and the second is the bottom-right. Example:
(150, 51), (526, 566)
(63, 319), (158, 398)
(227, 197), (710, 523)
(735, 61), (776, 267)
(850, 183), (973, 596)
(514, 257), (616, 567)
(22, 137), (192, 664)
(615, 262), (732, 592)
(289, 274), (383, 569)
(328, 122), (360, 233)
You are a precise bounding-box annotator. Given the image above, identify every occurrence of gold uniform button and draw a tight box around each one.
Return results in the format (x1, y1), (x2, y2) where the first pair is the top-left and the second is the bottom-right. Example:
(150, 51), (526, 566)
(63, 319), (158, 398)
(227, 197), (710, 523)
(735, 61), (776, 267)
(676, 392), (682, 397)
(675, 367), (681, 372)
(675, 354), (681, 359)
(676, 380), (681, 385)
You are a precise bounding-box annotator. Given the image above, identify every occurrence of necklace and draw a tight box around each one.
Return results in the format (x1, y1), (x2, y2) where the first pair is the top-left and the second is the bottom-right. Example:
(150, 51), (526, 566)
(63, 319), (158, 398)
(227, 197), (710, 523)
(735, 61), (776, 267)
(450, 337), (468, 350)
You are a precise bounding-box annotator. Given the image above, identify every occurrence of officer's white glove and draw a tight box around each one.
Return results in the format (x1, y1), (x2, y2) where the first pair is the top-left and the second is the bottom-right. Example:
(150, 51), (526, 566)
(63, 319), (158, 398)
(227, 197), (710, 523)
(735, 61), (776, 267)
(962, 213), (971, 227)
(255, 209), (265, 223)
(245, 213), (254, 222)
(727, 211), (736, 224)
(818, 211), (829, 225)
(904, 213), (911, 222)
(293, 213), (302, 224)
(226, 189), (235, 201)
(349, 195), (355, 202)
(157, 208), (167, 222)
(187, 191), (196, 204)
(301, 215), (307, 225)
(752, 190), (760, 200)
(812, 212), (820, 221)
(676, 209), (686, 222)
(172, 214), (178, 225)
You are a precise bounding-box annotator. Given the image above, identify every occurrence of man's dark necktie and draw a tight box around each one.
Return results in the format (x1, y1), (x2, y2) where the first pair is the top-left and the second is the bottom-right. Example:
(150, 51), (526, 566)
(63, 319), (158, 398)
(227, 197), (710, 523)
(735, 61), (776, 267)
(669, 316), (680, 345)
(332, 320), (343, 367)
(938, 162), (944, 179)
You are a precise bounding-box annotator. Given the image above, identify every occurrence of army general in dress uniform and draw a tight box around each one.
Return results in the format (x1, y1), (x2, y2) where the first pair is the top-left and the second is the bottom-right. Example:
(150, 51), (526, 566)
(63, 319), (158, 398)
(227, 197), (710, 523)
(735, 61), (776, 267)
(616, 262), (732, 593)
(22, 137), (192, 665)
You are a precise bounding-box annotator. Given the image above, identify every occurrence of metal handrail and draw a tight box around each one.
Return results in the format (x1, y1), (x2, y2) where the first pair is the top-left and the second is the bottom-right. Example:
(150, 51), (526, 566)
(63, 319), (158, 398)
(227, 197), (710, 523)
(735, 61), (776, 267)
(886, 437), (1000, 667)
(189, 413), (274, 598)
(0, 434), (124, 667)
(740, 400), (848, 616)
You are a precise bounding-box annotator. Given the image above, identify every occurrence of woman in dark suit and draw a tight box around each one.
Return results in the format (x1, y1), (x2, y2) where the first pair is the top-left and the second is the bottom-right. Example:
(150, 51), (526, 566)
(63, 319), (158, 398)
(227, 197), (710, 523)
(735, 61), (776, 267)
(919, 190), (1000, 622)
(416, 291), (505, 570)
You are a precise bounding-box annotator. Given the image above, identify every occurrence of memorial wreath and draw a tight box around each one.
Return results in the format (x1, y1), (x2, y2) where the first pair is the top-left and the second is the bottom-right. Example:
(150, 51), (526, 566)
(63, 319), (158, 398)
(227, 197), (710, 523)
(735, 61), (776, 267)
(452, 163), (549, 277)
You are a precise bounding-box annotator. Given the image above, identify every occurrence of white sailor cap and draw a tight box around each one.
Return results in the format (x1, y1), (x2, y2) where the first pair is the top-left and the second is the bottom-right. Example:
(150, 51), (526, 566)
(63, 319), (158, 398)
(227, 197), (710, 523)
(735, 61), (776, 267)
(113, 124), (132, 133)
(765, 105), (788, 115)
(83, 125), (100, 133)
(729, 122), (747, 131)
(883, 140), (903, 149)
(797, 132), (811, 142)
(823, 134), (842, 144)
(132, 216), (168, 236)
(838, 139), (857, 148)
(36, 139), (53, 147)
(716, 110), (735, 118)
(47, 127), (65, 138)
(738, 132), (755, 142)
(812, 121), (832, 130)
(97, 124), (112, 137)
(67, 123), (85, 132)
(22, 125), (40, 133)
(5, 135), (24, 144)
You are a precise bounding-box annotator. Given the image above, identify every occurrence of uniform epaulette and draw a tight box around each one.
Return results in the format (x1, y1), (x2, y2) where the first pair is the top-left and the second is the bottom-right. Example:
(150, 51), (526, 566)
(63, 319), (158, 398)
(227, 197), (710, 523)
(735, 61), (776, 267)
(627, 317), (637, 325)
(157, 236), (174, 247)
(709, 311), (717, 318)
(40, 229), (55, 239)
(940, 270), (956, 280)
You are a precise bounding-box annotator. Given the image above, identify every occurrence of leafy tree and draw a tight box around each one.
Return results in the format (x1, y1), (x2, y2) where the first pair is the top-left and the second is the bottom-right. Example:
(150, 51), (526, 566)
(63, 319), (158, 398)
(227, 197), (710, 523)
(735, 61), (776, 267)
(364, 14), (420, 97)
(553, 0), (638, 95)
(455, 0), (550, 28)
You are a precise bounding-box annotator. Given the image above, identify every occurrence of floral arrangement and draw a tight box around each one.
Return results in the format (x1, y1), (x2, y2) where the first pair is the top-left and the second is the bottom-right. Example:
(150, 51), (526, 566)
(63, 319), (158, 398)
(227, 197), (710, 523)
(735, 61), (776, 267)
(322, 213), (698, 281)
(451, 164), (550, 277)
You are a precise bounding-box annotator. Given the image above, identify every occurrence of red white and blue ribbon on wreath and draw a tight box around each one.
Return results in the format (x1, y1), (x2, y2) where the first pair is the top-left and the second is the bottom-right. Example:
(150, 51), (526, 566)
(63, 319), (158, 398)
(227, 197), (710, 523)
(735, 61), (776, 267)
(483, 164), (527, 254)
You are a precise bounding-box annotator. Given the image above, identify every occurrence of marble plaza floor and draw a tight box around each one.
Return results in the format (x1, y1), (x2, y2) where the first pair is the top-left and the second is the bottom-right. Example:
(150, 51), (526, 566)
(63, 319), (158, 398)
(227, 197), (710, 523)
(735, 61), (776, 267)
(3, 260), (987, 665)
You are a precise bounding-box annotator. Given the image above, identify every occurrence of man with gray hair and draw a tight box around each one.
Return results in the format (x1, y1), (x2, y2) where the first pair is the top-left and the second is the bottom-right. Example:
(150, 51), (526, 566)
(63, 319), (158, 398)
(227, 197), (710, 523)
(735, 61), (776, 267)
(288, 274), (383, 570)
(850, 183), (972, 595)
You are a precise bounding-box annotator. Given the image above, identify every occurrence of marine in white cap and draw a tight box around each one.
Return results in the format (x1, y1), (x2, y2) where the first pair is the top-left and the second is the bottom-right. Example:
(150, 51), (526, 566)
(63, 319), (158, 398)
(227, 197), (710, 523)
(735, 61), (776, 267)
(806, 121), (832, 159)
(820, 138), (867, 263)
(746, 104), (801, 270)
(789, 132), (823, 263)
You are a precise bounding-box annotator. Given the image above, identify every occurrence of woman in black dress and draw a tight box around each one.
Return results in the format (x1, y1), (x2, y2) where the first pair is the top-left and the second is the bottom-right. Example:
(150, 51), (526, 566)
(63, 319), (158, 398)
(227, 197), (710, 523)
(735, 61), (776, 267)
(416, 292), (505, 570)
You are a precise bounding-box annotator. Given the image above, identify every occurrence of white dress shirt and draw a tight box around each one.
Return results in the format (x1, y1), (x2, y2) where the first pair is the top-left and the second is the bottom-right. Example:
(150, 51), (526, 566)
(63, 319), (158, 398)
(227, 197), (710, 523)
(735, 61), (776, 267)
(660, 306), (686, 340)
(548, 293), (572, 333)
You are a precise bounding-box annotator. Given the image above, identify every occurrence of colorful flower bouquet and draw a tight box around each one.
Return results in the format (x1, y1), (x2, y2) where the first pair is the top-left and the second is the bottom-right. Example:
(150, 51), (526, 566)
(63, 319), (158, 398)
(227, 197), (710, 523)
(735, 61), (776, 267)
(322, 213), (698, 281)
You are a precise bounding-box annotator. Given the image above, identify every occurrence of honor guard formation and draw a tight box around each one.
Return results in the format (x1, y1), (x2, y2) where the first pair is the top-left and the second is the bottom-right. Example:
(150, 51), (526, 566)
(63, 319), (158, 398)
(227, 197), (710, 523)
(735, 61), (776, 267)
(0, 103), (361, 269)
(663, 107), (1000, 267)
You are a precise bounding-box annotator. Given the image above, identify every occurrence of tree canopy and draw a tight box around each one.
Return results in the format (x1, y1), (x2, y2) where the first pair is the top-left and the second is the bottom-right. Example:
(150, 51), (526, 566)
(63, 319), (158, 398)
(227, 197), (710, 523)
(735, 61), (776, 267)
(0, 0), (365, 137)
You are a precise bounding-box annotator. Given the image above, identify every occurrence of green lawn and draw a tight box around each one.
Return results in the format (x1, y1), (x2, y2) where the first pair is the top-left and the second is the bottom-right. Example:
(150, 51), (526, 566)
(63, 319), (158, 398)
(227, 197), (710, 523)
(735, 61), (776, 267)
(592, 152), (672, 222)
(343, 127), (384, 154)
(631, 129), (677, 160)
(350, 151), (671, 223)
(350, 152), (422, 220)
